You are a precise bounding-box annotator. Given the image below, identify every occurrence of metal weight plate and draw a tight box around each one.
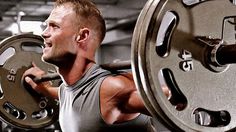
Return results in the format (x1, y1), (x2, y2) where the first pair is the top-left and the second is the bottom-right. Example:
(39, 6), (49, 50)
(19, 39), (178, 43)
(0, 34), (59, 129)
(131, 0), (162, 121)
(131, 0), (236, 131)
(131, 0), (181, 130)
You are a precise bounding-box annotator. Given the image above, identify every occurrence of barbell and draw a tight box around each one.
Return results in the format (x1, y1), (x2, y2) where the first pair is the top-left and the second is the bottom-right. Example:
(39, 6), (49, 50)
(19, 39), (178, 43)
(34, 37), (236, 82)
(1, 0), (236, 131)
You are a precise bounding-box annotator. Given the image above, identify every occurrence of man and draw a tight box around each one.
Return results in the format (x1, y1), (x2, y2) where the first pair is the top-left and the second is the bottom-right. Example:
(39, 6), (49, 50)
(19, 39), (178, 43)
(23, 0), (165, 131)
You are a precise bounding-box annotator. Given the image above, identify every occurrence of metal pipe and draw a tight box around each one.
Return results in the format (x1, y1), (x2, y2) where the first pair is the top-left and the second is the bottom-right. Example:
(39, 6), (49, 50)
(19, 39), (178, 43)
(216, 44), (236, 65)
(100, 60), (131, 70)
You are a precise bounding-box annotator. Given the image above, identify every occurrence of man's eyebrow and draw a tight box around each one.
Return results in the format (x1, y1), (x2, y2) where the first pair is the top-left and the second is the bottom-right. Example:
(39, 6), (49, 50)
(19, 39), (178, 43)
(44, 20), (58, 25)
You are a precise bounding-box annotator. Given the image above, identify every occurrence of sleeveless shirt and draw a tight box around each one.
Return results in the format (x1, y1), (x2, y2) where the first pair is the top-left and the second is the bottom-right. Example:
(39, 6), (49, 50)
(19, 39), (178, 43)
(58, 64), (152, 132)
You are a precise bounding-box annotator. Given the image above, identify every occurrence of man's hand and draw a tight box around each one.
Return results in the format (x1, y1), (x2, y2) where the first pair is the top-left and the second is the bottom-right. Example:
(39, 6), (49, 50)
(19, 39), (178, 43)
(23, 63), (59, 99)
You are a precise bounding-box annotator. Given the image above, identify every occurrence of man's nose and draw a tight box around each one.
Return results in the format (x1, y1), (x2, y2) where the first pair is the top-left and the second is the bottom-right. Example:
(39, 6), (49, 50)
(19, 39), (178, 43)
(41, 27), (50, 39)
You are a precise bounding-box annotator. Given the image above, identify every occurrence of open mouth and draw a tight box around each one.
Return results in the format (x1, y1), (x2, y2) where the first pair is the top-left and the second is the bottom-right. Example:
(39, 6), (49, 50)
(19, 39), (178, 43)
(44, 42), (52, 47)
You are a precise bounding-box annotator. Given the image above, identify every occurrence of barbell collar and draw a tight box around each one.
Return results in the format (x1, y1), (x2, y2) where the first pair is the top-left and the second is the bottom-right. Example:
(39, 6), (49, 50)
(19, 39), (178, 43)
(197, 36), (234, 71)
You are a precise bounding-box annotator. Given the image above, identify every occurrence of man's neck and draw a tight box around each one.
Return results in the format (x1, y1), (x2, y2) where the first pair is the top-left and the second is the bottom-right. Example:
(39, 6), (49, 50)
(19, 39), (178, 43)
(58, 58), (95, 86)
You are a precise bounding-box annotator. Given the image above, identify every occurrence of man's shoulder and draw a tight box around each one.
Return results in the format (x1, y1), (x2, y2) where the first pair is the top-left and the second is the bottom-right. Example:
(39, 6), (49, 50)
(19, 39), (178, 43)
(100, 72), (136, 100)
(103, 72), (134, 88)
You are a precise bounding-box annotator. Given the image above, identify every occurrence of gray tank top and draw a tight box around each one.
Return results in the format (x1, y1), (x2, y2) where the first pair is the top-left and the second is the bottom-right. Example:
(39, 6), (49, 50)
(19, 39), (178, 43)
(58, 64), (152, 132)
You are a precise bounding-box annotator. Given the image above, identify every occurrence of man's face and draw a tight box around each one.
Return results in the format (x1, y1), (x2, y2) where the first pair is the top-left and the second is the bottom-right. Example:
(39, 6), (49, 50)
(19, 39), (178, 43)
(41, 3), (78, 65)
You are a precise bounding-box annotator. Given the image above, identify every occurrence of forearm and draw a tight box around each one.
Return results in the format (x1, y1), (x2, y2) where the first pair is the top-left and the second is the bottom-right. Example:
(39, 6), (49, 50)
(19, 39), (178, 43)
(123, 91), (151, 116)
(42, 86), (59, 99)
(125, 86), (170, 116)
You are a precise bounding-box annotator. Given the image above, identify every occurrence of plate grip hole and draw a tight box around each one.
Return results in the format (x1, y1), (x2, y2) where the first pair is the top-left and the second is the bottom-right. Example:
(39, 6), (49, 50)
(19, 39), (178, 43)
(32, 109), (48, 120)
(193, 108), (231, 127)
(32, 108), (53, 120)
(3, 102), (26, 120)
(155, 11), (178, 57)
(21, 42), (43, 54)
(161, 68), (187, 111)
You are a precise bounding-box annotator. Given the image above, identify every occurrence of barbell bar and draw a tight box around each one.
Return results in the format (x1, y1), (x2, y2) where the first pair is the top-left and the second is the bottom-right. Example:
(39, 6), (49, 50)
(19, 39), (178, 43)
(33, 60), (131, 83)
(33, 39), (236, 83)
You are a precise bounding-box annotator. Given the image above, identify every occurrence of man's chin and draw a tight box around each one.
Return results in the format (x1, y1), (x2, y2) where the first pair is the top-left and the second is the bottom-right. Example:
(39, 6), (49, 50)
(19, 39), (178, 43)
(42, 57), (61, 67)
(42, 56), (52, 63)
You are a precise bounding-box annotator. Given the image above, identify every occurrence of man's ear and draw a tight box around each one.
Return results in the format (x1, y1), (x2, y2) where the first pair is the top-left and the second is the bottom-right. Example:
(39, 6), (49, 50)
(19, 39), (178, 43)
(76, 28), (89, 43)
(76, 35), (80, 42)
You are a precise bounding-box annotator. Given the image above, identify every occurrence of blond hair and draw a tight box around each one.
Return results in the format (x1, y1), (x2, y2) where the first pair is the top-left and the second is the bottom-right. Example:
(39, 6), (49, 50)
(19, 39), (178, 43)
(55, 0), (106, 43)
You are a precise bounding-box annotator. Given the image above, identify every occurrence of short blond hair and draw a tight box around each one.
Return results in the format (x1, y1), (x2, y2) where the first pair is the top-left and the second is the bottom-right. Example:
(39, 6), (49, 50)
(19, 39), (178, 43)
(55, 0), (106, 43)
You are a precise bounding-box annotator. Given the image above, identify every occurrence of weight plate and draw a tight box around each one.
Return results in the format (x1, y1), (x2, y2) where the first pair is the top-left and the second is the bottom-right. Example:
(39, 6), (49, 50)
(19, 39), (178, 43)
(131, 0), (161, 119)
(0, 34), (59, 129)
(131, 0), (182, 130)
(132, 0), (236, 131)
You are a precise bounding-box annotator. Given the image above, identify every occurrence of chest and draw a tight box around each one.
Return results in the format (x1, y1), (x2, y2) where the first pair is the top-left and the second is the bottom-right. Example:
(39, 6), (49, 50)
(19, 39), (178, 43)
(59, 87), (103, 132)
